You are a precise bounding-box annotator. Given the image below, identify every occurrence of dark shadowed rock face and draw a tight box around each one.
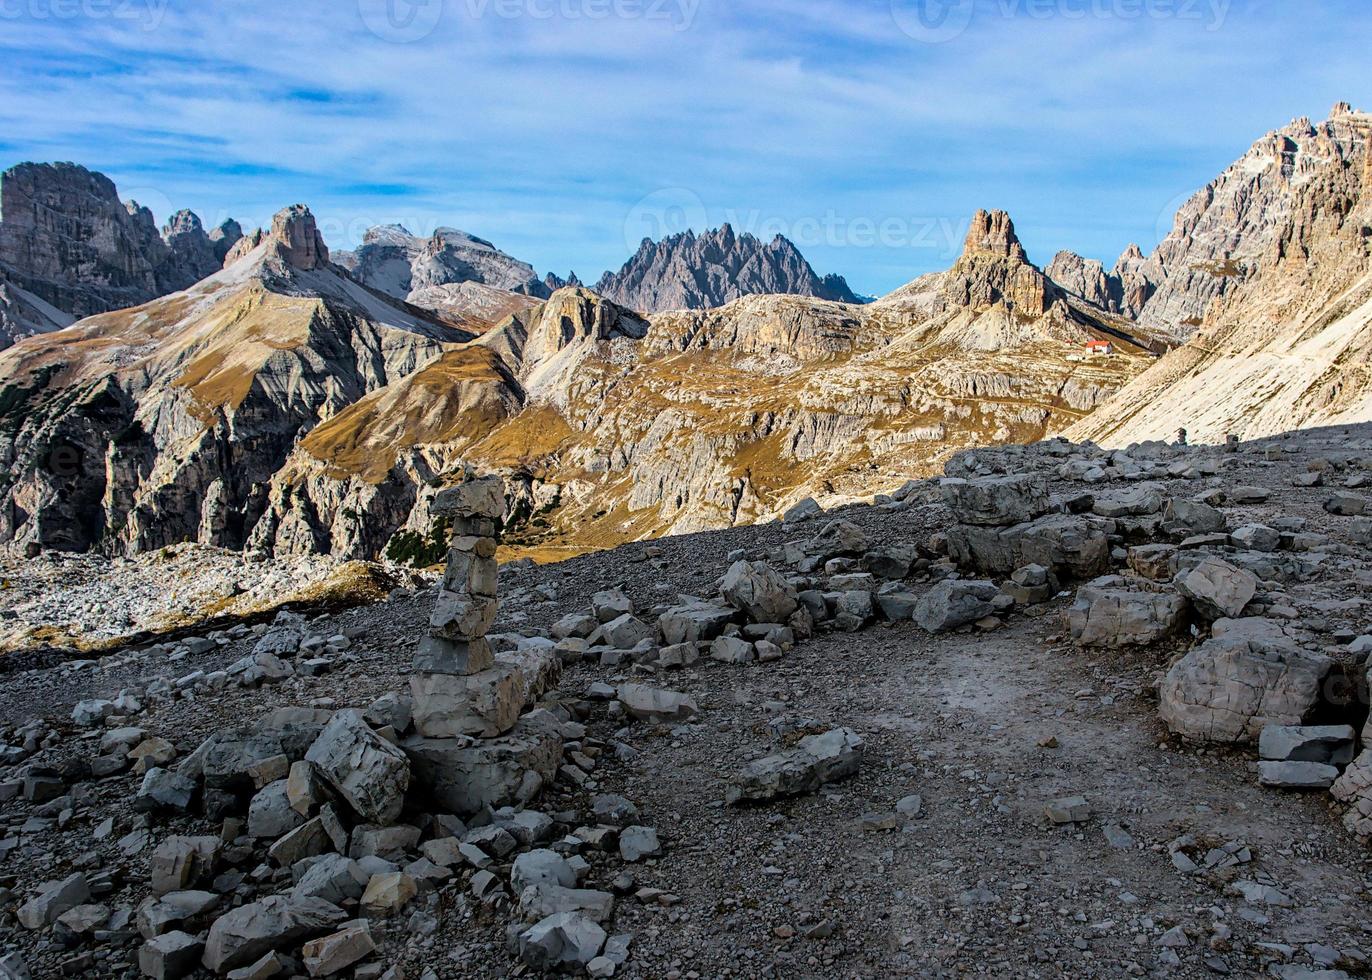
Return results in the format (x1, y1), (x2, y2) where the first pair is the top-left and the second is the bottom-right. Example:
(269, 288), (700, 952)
(592, 225), (862, 313)
(158, 210), (241, 294)
(0, 162), (239, 339)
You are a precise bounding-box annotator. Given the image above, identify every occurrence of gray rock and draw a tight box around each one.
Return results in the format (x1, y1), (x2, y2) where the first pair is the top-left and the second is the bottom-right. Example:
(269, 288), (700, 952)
(247, 780), (306, 839)
(1231, 524), (1281, 552)
(617, 684), (699, 723)
(1066, 580), (1187, 647)
(138, 930), (203, 980)
(17, 873), (90, 929)
(913, 580), (999, 633)
(202, 895), (346, 973)
(512, 849), (577, 892)
(135, 768), (196, 812)
(305, 710), (410, 826)
(945, 513), (1111, 579)
(402, 714), (562, 816)
(292, 855), (369, 905)
(591, 589), (633, 624)
(599, 613), (655, 651)
(1259, 724), (1355, 765)
(1325, 492), (1370, 516)
(300, 924), (375, 977)
(1258, 760), (1340, 789)
(709, 635), (755, 664)
(149, 836), (220, 896)
(618, 826), (661, 862)
(657, 601), (734, 645)
(726, 728), (864, 804)
(1159, 629), (1331, 743)
(720, 560), (798, 624)
(1164, 497), (1227, 534)
(72, 698), (117, 726)
(518, 912), (607, 971)
(136, 890), (220, 939)
(941, 473), (1049, 527)
(1174, 557), (1257, 620)
(409, 666), (524, 739)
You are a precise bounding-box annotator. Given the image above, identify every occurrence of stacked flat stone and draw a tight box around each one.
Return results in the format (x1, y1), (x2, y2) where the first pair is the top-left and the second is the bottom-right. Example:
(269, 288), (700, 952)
(410, 477), (525, 740)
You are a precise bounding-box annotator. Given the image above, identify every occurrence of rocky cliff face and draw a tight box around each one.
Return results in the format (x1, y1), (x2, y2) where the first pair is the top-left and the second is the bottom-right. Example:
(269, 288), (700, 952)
(1070, 106), (1372, 445)
(0, 205), (469, 555)
(592, 225), (861, 313)
(0, 162), (241, 347)
(1049, 105), (1370, 345)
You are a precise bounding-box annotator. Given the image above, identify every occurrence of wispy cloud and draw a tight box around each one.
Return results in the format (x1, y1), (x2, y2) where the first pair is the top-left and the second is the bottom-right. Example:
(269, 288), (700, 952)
(0, 0), (1367, 293)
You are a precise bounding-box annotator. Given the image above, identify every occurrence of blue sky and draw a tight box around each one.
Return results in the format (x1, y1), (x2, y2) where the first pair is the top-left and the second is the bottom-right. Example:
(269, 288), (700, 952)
(0, 0), (1368, 296)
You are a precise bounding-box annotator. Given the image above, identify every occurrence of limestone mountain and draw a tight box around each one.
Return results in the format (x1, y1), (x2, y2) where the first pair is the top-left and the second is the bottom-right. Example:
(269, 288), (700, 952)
(592, 225), (861, 313)
(1049, 104), (1371, 343)
(0, 198), (1151, 560)
(335, 225), (556, 329)
(1069, 105), (1372, 446)
(0, 204), (470, 554)
(240, 209), (1152, 560)
(0, 162), (242, 344)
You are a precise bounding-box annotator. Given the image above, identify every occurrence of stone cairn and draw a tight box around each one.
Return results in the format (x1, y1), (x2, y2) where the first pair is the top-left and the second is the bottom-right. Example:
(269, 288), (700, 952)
(403, 475), (564, 818)
(410, 475), (522, 741)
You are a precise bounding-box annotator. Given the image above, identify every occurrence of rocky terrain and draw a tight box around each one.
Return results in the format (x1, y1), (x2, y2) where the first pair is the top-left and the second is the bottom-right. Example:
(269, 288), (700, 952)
(0, 192), (1152, 563)
(1070, 106), (1372, 446)
(0, 425), (1371, 979)
(238, 208), (1155, 561)
(0, 103), (1367, 570)
(592, 225), (860, 313)
(0, 204), (470, 557)
(1050, 103), (1371, 344)
(0, 163), (241, 344)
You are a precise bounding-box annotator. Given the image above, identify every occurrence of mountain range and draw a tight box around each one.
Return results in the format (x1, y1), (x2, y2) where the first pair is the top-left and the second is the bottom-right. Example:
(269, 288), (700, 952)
(0, 102), (1367, 561)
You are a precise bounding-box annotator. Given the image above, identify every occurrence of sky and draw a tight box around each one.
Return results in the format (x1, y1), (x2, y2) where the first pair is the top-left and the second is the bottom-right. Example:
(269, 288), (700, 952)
(0, 0), (1368, 297)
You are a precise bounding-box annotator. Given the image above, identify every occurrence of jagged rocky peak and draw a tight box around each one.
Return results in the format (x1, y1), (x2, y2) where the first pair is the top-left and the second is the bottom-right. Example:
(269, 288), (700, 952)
(1127, 101), (1370, 340)
(1044, 243), (1153, 318)
(207, 217), (244, 262)
(593, 224), (861, 313)
(270, 203), (329, 270)
(1046, 250), (1112, 309)
(959, 209), (1028, 262)
(944, 209), (1052, 316)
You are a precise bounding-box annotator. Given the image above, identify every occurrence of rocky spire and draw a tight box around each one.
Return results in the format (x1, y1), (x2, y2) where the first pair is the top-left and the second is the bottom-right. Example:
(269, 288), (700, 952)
(946, 209), (1050, 315)
(269, 204), (330, 271)
(959, 209), (1028, 263)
